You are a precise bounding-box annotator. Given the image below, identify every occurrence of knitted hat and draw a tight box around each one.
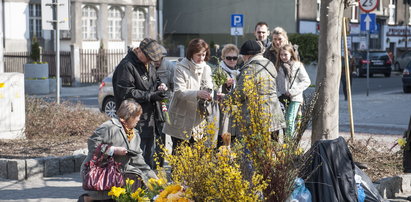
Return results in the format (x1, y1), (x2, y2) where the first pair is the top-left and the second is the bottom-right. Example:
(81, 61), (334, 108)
(240, 40), (262, 55)
(139, 38), (163, 62)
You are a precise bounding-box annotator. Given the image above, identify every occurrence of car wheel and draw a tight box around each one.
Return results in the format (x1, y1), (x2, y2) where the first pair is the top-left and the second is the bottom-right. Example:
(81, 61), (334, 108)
(103, 97), (117, 118)
(384, 72), (391, 77)
(395, 63), (400, 71)
(404, 86), (411, 93)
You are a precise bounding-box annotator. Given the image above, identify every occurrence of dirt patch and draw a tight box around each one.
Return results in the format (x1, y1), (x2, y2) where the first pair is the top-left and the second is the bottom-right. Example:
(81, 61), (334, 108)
(0, 135), (89, 159)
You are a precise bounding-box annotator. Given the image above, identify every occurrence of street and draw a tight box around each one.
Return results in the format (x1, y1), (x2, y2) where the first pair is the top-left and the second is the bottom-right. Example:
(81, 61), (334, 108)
(338, 72), (410, 135)
(349, 72), (404, 95)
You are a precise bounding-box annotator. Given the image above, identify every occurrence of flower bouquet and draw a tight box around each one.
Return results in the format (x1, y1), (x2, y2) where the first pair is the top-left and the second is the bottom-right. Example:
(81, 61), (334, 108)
(161, 99), (171, 125)
(108, 177), (191, 202)
(211, 56), (227, 92)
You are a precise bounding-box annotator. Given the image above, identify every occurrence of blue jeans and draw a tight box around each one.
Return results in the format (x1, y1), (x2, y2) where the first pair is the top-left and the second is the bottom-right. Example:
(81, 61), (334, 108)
(285, 101), (301, 138)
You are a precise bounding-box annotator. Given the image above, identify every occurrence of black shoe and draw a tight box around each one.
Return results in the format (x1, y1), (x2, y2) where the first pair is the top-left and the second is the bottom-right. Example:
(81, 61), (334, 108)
(77, 193), (89, 202)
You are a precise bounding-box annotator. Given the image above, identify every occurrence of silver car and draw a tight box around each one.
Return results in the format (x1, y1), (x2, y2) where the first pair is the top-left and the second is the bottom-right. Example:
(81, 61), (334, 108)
(98, 57), (179, 117)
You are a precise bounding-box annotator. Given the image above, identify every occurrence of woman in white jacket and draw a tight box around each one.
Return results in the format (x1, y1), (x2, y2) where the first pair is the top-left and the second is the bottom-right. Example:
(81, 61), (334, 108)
(162, 38), (214, 151)
(276, 44), (311, 138)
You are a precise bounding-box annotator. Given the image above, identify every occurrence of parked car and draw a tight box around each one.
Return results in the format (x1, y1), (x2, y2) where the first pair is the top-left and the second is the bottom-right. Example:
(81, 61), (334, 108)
(395, 51), (411, 71)
(403, 61), (411, 93)
(98, 57), (179, 117)
(352, 51), (392, 77)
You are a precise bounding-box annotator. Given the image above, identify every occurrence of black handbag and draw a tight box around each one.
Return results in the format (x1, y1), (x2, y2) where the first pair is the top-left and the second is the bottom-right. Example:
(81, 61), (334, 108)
(278, 94), (291, 106)
(278, 67), (300, 107)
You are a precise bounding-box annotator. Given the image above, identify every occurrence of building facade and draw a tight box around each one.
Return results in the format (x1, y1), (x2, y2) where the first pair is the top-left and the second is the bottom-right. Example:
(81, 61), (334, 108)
(3, 0), (158, 52)
(162, 0), (297, 51)
(298, 0), (411, 58)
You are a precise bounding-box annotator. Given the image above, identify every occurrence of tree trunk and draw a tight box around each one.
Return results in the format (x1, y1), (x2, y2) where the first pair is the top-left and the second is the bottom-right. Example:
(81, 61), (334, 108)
(311, 0), (345, 143)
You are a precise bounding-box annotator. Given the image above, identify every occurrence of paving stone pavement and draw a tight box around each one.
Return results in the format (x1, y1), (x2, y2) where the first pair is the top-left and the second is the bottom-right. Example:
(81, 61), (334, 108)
(0, 172), (83, 202)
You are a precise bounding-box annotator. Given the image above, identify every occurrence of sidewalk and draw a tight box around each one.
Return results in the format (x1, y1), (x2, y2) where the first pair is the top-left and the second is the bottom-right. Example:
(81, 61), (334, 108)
(33, 84), (100, 98)
(0, 172), (83, 202)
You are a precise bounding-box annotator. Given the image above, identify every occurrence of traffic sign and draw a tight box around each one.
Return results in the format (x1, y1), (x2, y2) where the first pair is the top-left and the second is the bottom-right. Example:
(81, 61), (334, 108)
(231, 14), (243, 36)
(359, 0), (379, 13)
(360, 13), (376, 31)
(231, 14), (243, 27)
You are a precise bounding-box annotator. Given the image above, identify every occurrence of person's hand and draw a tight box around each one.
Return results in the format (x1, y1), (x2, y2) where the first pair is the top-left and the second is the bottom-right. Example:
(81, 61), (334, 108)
(150, 91), (166, 101)
(157, 83), (168, 91)
(226, 78), (234, 87)
(216, 92), (226, 101)
(197, 90), (211, 100)
(113, 147), (127, 156)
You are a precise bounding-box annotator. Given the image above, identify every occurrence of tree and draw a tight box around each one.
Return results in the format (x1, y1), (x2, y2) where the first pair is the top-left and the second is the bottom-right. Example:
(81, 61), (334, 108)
(30, 36), (40, 63)
(311, 0), (351, 143)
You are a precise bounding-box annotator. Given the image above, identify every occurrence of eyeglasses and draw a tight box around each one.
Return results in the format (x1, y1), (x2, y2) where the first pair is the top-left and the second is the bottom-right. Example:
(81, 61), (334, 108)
(225, 56), (238, 61)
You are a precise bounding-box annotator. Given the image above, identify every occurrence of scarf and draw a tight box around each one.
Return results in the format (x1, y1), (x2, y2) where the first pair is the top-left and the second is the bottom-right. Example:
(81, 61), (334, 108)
(220, 61), (240, 78)
(121, 123), (135, 142)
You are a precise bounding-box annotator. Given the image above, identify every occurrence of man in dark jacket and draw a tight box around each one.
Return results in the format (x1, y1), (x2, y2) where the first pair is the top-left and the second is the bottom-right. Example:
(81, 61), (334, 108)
(112, 38), (167, 169)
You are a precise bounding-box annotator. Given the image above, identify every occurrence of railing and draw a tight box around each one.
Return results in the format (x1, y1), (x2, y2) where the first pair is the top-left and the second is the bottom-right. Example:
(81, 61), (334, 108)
(79, 49), (126, 84)
(4, 49), (127, 86)
(4, 52), (30, 73)
(42, 51), (72, 86)
(4, 51), (72, 86)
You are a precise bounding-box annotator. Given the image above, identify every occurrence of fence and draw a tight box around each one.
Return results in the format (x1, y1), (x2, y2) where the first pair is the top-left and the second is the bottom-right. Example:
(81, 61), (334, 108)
(4, 51), (72, 86)
(79, 49), (126, 84)
(4, 49), (127, 86)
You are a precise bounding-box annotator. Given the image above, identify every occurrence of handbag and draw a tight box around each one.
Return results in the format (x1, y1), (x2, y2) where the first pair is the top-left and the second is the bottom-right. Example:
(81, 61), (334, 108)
(83, 144), (124, 191)
(278, 67), (300, 107)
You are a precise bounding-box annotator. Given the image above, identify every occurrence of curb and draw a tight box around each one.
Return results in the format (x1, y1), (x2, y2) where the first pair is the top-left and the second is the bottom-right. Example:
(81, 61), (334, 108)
(375, 174), (411, 200)
(0, 154), (86, 180)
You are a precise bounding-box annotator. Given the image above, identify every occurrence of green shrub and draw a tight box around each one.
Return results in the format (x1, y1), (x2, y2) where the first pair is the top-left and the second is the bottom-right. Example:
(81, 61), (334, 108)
(288, 33), (319, 64)
(30, 36), (41, 63)
(25, 97), (108, 139)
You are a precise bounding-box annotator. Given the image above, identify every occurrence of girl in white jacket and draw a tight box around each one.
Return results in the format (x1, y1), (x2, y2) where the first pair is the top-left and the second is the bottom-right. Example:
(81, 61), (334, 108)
(276, 44), (311, 138)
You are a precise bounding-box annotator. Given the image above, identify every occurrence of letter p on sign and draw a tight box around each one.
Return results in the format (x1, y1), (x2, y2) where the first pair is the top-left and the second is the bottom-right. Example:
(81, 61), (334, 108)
(231, 14), (243, 28)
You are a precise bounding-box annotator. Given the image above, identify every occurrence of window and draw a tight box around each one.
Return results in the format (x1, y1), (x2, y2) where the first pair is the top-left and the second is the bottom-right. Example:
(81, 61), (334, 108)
(82, 6), (97, 40)
(29, 4), (42, 38)
(388, 0), (396, 25)
(316, 0), (321, 22)
(108, 7), (123, 40)
(132, 8), (147, 41)
(351, 2), (359, 23)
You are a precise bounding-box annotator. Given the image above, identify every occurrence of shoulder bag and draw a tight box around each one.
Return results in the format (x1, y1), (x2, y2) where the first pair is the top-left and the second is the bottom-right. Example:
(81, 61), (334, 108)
(83, 144), (124, 191)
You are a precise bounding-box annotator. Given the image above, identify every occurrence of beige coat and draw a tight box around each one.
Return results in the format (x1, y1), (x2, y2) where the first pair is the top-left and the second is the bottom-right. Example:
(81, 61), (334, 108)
(233, 54), (286, 133)
(162, 58), (213, 140)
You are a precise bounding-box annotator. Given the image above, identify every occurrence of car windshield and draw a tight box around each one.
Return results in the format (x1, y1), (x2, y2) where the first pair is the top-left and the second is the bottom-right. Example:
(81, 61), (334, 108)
(369, 52), (388, 60)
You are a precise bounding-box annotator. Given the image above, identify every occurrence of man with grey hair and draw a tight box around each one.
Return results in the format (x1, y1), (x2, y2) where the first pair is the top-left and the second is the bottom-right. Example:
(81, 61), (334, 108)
(112, 38), (168, 169)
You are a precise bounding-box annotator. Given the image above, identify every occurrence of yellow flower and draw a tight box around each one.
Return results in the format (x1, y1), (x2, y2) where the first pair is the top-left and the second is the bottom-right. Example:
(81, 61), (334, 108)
(282, 144), (288, 149)
(157, 178), (167, 186)
(398, 138), (407, 147)
(108, 186), (126, 198)
(294, 148), (304, 155)
(126, 178), (135, 185)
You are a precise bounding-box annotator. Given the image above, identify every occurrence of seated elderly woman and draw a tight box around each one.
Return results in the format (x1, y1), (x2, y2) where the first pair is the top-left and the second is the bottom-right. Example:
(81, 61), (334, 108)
(80, 99), (157, 202)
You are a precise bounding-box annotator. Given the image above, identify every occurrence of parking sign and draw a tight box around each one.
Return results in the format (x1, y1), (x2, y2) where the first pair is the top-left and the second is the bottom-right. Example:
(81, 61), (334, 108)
(231, 14), (243, 27)
(231, 14), (243, 36)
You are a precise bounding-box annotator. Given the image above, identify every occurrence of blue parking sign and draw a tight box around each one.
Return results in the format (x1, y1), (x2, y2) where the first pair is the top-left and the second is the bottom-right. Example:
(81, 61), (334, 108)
(231, 14), (243, 28)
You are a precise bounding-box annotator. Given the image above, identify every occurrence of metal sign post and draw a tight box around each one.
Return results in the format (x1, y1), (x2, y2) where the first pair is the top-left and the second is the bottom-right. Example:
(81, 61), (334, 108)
(360, 13), (376, 96)
(42, 0), (69, 104)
